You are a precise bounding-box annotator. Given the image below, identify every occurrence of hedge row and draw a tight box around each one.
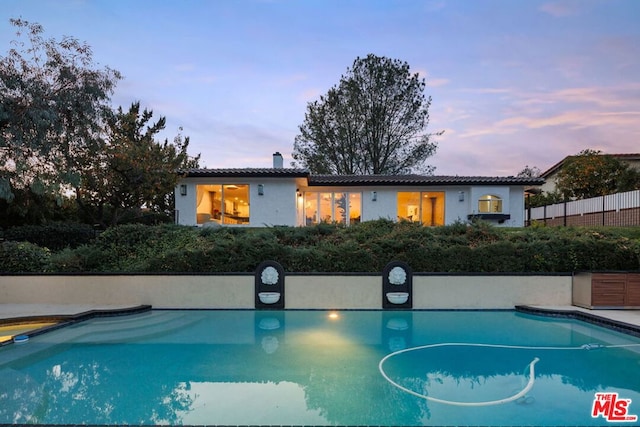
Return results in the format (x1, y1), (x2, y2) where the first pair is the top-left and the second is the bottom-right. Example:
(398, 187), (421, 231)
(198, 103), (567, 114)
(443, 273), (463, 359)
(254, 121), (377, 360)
(1, 222), (96, 251)
(1, 220), (632, 273)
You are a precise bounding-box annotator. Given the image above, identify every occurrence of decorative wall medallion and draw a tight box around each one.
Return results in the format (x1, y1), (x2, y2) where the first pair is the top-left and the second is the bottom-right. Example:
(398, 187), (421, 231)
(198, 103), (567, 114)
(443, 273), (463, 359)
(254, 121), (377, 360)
(388, 266), (407, 285)
(261, 266), (279, 285)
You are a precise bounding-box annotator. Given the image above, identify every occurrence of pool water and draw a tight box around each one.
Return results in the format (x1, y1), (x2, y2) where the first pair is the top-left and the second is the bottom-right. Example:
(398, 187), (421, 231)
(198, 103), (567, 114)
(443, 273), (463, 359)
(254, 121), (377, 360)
(0, 310), (639, 426)
(0, 322), (57, 344)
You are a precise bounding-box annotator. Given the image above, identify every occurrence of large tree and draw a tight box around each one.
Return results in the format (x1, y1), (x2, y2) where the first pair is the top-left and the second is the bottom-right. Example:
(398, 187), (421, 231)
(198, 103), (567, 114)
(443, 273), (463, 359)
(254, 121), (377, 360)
(292, 54), (441, 175)
(77, 102), (200, 226)
(555, 149), (640, 199)
(0, 18), (121, 202)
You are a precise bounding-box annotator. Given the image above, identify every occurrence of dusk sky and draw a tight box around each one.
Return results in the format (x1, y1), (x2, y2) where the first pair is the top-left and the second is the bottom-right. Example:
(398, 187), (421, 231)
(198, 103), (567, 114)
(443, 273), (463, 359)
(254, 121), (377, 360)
(3, 0), (639, 176)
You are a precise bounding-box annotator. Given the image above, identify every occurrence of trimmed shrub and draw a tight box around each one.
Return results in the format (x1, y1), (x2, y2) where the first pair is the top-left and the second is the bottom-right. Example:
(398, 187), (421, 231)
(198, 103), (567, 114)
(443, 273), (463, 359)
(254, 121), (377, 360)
(15, 220), (640, 273)
(2, 222), (95, 250)
(0, 241), (50, 272)
(48, 245), (107, 272)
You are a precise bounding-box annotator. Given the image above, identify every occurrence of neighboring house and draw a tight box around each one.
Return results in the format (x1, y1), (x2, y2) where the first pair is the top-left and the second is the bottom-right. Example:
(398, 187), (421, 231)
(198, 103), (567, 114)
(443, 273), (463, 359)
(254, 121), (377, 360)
(539, 153), (640, 194)
(175, 153), (544, 228)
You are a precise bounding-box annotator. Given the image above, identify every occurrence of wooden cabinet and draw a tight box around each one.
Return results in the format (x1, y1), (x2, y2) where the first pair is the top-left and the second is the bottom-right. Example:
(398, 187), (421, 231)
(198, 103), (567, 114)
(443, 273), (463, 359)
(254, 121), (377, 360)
(590, 273), (640, 308)
(626, 274), (640, 306)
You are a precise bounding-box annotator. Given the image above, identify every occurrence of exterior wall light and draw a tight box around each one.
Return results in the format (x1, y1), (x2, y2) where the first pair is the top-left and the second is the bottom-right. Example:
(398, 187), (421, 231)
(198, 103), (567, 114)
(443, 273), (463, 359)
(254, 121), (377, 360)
(258, 184), (264, 196)
(371, 191), (377, 201)
(180, 184), (187, 196)
(458, 191), (465, 202)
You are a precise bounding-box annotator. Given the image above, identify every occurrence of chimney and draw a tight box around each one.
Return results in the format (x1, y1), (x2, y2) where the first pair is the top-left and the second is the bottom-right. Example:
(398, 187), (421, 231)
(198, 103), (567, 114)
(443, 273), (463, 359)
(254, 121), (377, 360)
(273, 152), (283, 168)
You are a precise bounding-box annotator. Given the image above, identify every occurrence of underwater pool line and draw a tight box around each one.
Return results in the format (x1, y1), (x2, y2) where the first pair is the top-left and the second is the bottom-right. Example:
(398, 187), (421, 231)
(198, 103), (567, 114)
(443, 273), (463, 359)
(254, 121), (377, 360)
(0, 305), (151, 347)
(378, 341), (640, 406)
(516, 305), (640, 338)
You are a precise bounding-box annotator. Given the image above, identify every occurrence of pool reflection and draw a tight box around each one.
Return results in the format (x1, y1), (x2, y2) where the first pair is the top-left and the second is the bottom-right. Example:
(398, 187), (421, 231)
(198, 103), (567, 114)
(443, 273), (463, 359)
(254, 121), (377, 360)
(256, 312), (284, 354)
(0, 310), (638, 426)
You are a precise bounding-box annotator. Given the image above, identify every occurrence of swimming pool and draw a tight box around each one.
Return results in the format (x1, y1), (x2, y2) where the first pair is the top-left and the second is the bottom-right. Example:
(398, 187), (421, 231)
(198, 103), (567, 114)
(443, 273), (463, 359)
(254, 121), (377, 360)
(0, 309), (639, 426)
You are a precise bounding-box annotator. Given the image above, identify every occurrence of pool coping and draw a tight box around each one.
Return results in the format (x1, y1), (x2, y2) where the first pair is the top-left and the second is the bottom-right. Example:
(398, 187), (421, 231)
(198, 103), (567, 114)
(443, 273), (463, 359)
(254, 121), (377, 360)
(516, 305), (640, 338)
(0, 305), (152, 346)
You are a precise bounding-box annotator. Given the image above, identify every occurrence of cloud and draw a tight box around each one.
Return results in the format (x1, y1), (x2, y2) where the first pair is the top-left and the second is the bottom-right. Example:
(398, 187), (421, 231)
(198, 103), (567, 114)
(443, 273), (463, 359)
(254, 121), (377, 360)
(458, 82), (640, 134)
(458, 108), (640, 139)
(298, 88), (322, 103)
(539, 1), (580, 17)
(423, 1), (446, 13)
(414, 68), (449, 87)
(276, 73), (309, 85)
(196, 74), (218, 84)
(174, 63), (196, 72)
(428, 77), (450, 88)
(166, 109), (299, 168)
(529, 110), (640, 130)
(460, 87), (512, 95)
(181, 77), (640, 175)
(437, 106), (471, 124)
(520, 84), (640, 109)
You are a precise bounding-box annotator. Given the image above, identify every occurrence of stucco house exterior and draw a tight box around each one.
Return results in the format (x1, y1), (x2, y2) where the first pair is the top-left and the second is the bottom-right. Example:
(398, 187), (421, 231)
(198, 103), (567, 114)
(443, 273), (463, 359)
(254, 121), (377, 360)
(175, 153), (544, 228)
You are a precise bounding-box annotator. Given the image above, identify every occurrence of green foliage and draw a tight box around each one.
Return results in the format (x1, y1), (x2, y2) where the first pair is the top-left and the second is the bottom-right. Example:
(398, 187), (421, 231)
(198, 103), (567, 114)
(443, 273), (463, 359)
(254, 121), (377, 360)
(525, 190), (566, 209)
(0, 18), (121, 201)
(1, 222), (95, 250)
(0, 189), (80, 228)
(517, 165), (541, 178)
(48, 244), (106, 272)
(292, 54), (441, 174)
(1, 20), (199, 228)
(8, 220), (638, 273)
(77, 102), (200, 227)
(0, 241), (50, 272)
(89, 223), (204, 271)
(555, 149), (640, 199)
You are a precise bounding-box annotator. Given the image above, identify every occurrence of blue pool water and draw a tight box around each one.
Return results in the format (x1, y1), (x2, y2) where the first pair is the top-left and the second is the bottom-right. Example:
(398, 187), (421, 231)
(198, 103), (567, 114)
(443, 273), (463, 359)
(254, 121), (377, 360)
(0, 309), (639, 426)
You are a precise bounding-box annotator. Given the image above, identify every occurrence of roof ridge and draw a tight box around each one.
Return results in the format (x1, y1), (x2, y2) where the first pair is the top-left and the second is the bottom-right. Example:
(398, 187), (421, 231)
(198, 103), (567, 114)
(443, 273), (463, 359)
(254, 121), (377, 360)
(179, 168), (545, 185)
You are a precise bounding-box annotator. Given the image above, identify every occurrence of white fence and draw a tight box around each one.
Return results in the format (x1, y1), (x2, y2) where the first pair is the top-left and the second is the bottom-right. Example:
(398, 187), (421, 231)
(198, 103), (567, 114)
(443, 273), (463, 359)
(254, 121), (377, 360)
(528, 189), (640, 226)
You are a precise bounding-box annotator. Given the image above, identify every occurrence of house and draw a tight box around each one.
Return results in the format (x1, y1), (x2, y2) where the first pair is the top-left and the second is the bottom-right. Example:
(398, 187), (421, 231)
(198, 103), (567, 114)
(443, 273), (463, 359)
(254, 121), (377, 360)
(539, 153), (640, 194)
(175, 153), (544, 228)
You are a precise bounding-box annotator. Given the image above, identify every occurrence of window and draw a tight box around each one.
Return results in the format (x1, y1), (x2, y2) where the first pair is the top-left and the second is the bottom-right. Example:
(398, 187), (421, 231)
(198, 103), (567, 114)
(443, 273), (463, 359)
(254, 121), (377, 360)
(304, 192), (362, 225)
(196, 184), (250, 225)
(349, 193), (361, 224)
(397, 192), (445, 226)
(304, 193), (318, 226)
(319, 192), (332, 223)
(478, 194), (502, 213)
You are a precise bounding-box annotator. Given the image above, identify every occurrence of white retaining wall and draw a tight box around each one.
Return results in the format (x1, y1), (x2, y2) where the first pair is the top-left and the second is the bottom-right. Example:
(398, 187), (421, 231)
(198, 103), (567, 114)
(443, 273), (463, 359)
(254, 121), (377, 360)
(0, 274), (572, 310)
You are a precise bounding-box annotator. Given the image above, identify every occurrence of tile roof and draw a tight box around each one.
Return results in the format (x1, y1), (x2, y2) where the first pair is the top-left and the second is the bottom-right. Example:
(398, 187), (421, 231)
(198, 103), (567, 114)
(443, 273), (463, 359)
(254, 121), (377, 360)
(308, 174), (545, 186)
(180, 168), (544, 186)
(180, 168), (309, 178)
